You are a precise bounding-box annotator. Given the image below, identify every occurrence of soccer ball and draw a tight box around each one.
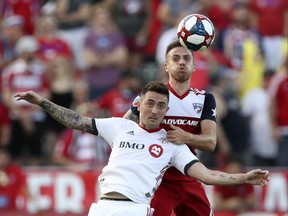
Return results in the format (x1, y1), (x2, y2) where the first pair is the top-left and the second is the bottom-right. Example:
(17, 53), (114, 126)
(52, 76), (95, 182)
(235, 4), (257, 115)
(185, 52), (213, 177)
(177, 14), (215, 51)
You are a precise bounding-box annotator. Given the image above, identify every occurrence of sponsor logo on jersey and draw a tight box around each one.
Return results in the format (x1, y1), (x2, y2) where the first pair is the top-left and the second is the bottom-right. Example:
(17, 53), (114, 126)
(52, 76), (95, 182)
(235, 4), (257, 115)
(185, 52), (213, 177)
(193, 103), (203, 113)
(149, 144), (163, 158)
(119, 141), (144, 149)
(161, 118), (199, 126)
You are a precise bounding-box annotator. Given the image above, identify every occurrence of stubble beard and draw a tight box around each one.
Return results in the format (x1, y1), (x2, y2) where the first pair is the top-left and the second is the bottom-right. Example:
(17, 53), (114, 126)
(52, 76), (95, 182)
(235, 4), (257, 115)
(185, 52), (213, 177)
(170, 71), (190, 83)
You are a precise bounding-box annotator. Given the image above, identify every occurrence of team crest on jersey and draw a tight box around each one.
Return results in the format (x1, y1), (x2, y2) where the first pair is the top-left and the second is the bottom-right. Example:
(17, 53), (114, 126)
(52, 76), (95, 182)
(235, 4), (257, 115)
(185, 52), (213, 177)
(193, 103), (203, 113)
(149, 144), (163, 158)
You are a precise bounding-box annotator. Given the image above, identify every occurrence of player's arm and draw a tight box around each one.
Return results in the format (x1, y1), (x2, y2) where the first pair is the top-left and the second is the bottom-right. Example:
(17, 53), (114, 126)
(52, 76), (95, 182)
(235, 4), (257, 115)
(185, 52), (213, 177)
(14, 91), (96, 134)
(167, 93), (217, 151)
(185, 162), (270, 186)
(123, 109), (139, 122)
(123, 95), (140, 122)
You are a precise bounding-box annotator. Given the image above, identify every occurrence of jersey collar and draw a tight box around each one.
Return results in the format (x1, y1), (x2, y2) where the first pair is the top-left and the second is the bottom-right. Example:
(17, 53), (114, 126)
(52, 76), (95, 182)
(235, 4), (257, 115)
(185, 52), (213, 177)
(138, 124), (162, 133)
(166, 82), (190, 99)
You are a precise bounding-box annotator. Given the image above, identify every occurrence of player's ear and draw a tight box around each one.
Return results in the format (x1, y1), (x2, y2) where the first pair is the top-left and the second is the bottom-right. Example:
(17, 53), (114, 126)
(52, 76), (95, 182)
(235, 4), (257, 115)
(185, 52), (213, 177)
(164, 63), (168, 73)
(137, 101), (141, 112)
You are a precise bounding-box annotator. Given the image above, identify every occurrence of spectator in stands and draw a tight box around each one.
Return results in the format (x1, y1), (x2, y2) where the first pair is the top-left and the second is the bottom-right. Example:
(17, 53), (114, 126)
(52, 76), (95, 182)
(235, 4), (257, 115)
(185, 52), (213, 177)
(142, 0), (162, 62)
(35, 14), (73, 63)
(197, 0), (234, 49)
(0, 102), (11, 147)
(157, 0), (199, 31)
(200, 68), (250, 168)
(105, 0), (151, 69)
(269, 60), (288, 167)
(242, 70), (277, 167)
(250, 0), (288, 72)
(82, 3), (128, 100)
(0, 146), (27, 210)
(1, 36), (50, 165)
(220, 2), (264, 99)
(96, 69), (143, 117)
(54, 0), (93, 71)
(0, 15), (24, 71)
(0, 0), (42, 35)
(34, 14), (78, 153)
(213, 156), (256, 213)
(52, 102), (110, 171)
(221, 1), (262, 72)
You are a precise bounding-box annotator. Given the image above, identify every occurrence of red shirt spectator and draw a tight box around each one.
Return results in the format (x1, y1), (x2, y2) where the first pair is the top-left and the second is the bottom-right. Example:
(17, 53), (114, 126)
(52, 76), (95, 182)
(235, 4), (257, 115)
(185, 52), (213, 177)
(0, 0), (42, 35)
(213, 156), (256, 213)
(250, 0), (288, 36)
(0, 147), (26, 210)
(35, 15), (73, 62)
(53, 129), (110, 170)
(97, 70), (142, 117)
(37, 37), (72, 62)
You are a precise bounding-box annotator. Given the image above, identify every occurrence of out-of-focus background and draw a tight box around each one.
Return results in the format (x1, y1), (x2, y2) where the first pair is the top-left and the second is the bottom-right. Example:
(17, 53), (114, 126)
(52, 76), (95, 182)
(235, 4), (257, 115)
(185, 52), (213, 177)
(0, 0), (287, 215)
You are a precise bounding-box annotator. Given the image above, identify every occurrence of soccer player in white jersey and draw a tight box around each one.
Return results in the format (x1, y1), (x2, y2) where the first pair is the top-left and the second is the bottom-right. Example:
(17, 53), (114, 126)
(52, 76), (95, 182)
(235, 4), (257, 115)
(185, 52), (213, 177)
(15, 81), (270, 216)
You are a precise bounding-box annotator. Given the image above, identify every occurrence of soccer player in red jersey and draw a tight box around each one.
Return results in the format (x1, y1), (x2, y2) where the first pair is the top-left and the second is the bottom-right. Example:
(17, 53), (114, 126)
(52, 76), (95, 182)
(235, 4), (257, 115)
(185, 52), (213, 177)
(124, 40), (217, 216)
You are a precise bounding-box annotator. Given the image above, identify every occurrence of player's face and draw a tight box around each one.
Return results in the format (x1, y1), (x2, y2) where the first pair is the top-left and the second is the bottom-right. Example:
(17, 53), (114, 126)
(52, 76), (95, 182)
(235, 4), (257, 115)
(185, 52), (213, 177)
(165, 46), (195, 83)
(138, 91), (168, 130)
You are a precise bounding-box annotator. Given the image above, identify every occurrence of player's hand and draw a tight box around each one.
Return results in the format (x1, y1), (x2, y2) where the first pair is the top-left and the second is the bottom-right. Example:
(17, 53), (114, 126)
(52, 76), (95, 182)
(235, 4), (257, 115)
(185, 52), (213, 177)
(245, 169), (270, 187)
(14, 91), (43, 105)
(166, 124), (188, 144)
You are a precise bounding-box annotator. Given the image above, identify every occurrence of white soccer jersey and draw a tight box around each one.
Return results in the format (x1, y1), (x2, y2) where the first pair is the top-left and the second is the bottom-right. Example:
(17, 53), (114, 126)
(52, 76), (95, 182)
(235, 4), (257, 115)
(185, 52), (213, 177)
(131, 84), (217, 155)
(93, 117), (199, 205)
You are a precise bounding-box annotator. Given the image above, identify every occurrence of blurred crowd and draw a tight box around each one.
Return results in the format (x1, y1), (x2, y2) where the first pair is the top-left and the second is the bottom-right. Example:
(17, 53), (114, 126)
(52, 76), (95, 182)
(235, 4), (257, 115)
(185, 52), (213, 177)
(0, 0), (287, 172)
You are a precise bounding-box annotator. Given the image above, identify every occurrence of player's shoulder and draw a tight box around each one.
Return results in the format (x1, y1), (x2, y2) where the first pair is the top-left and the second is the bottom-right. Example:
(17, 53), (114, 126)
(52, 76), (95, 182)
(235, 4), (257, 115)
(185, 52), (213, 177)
(189, 87), (206, 95)
(111, 117), (138, 127)
(189, 87), (214, 97)
(188, 88), (215, 106)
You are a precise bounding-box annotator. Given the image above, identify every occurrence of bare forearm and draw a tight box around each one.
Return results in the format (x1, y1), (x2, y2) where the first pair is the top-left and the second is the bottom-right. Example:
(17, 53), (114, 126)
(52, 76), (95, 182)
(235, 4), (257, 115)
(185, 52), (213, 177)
(39, 98), (94, 133)
(123, 110), (139, 123)
(205, 170), (246, 186)
(188, 163), (246, 186)
(185, 132), (216, 152)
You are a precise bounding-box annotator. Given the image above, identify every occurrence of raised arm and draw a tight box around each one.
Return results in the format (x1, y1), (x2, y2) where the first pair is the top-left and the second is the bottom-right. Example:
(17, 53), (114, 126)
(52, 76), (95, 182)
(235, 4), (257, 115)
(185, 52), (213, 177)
(123, 109), (139, 123)
(15, 91), (96, 134)
(186, 162), (270, 187)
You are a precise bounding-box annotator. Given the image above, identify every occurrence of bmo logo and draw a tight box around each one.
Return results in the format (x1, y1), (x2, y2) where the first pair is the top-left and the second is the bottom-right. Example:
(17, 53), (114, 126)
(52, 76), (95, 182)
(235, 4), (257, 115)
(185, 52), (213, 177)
(149, 144), (163, 158)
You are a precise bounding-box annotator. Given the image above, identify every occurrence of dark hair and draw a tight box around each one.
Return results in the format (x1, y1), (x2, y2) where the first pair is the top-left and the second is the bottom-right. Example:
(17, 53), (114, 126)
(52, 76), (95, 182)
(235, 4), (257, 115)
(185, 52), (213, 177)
(165, 40), (194, 58)
(140, 81), (169, 101)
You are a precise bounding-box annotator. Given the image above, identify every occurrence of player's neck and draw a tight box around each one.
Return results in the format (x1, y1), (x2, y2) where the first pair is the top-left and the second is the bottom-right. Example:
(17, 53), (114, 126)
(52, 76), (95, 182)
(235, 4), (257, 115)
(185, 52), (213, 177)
(168, 79), (190, 96)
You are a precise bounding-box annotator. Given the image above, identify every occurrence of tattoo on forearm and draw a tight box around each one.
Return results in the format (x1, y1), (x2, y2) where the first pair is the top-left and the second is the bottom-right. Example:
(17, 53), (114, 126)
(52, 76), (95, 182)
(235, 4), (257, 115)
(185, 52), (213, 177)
(211, 173), (237, 181)
(40, 99), (94, 133)
(128, 113), (139, 123)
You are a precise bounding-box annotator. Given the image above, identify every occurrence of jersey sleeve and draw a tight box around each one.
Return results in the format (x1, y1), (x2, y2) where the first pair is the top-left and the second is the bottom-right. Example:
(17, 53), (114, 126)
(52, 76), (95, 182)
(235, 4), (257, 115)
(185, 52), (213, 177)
(172, 144), (199, 175)
(201, 92), (217, 121)
(93, 117), (127, 147)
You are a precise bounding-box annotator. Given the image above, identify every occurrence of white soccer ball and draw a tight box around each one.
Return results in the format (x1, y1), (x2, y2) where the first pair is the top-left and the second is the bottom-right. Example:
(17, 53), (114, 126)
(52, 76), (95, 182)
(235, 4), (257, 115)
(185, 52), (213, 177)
(177, 14), (215, 51)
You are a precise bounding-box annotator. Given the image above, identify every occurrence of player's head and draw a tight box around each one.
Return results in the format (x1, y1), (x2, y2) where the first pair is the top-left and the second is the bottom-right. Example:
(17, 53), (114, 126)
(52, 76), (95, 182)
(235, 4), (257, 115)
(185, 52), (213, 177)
(165, 40), (195, 83)
(138, 81), (169, 130)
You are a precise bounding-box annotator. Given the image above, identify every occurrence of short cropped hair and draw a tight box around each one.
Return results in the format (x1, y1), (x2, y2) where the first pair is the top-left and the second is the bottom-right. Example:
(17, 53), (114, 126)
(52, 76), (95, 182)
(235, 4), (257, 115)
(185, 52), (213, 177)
(165, 40), (194, 58)
(140, 81), (169, 101)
